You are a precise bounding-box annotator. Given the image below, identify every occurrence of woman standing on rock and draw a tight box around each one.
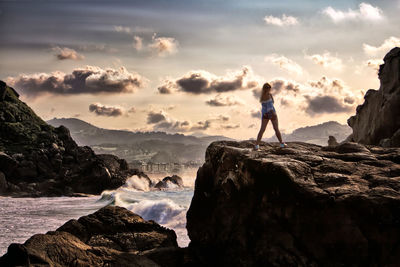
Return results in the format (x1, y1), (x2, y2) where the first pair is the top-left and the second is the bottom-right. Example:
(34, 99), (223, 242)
(254, 82), (287, 150)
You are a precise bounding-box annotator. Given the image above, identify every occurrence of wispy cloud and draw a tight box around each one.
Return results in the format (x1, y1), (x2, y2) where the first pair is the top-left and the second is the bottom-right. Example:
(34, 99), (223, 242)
(304, 51), (343, 71)
(323, 3), (384, 23)
(205, 94), (243, 107)
(264, 14), (299, 26)
(158, 66), (259, 94)
(114, 25), (132, 34)
(6, 66), (147, 98)
(133, 36), (143, 51)
(363, 36), (400, 55)
(264, 54), (303, 75)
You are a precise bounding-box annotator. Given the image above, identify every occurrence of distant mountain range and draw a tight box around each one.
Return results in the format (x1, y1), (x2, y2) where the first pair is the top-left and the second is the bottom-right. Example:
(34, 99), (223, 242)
(47, 118), (352, 164)
(265, 121), (352, 146)
(47, 118), (233, 164)
(47, 118), (230, 146)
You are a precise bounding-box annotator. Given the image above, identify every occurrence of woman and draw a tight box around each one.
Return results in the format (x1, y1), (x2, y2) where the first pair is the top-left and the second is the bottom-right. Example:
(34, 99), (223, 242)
(254, 82), (287, 150)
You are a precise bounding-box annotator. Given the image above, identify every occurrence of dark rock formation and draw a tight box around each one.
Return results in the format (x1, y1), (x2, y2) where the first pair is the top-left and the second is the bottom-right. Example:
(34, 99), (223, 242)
(0, 81), (148, 197)
(348, 47), (400, 147)
(154, 175), (184, 189)
(187, 141), (400, 266)
(0, 206), (185, 267)
(328, 135), (338, 147)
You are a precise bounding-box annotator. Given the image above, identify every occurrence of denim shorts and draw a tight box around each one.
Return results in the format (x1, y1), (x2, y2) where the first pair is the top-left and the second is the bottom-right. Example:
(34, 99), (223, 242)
(261, 107), (277, 120)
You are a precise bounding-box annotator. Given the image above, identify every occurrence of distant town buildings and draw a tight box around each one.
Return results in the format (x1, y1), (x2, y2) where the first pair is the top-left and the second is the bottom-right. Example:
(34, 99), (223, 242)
(133, 161), (202, 173)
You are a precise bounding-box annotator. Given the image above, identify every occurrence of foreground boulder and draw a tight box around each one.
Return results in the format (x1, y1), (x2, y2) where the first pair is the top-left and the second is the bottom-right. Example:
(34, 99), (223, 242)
(0, 206), (184, 266)
(187, 141), (400, 266)
(347, 47), (400, 147)
(0, 81), (148, 196)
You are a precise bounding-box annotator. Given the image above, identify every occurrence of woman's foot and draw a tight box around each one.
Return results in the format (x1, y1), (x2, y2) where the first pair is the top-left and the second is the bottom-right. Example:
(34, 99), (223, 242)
(280, 142), (287, 148)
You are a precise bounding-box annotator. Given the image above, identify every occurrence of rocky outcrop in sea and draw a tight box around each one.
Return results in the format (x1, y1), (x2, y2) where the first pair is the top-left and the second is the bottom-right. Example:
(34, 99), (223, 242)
(0, 81), (147, 197)
(348, 47), (400, 147)
(0, 206), (185, 266)
(186, 141), (400, 266)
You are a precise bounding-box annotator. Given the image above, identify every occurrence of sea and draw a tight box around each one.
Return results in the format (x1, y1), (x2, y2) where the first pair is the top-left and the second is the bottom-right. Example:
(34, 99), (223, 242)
(0, 171), (197, 255)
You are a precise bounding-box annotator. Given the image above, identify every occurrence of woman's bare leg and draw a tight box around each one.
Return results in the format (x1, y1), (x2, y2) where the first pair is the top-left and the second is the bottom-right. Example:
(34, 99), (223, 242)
(271, 117), (283, 143)
(256, 118), (269, 145)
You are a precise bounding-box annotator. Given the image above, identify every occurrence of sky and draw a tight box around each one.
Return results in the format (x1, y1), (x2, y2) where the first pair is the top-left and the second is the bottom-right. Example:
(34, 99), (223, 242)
(1, 0), (399, 140)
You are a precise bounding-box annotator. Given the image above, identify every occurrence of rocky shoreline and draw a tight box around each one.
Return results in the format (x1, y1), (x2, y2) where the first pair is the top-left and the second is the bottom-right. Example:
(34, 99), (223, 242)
(0, 206), (186, 266)
(187, 140), (400, 266)
(0, 81), (148, 197)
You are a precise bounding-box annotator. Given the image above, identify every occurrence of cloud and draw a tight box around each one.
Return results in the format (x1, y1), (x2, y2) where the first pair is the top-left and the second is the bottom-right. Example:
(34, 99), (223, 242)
(251, 110), (261, 118)
(6, 65), (147, 98)
(304, 95), (353, 115)
(158, 66), (259, 95)
(145, 111), (236, 133)
(51, 46), (84, 60)
(304, 51), (343, 71)
(146, 110), (211, 132)
(206, 94), (243, 107)
(114, 25), (132, 34)
(220, 123), (240, 130)
(89, 103), (124, 117)
(128, 107), (137, 113)
(77, 44), (118, 53)
(303, 76), (357, 115)
(133, 36), (143, 51)
(323, 3), (384, 23)
(365, 58), (384, 71)
(147, 111), (168, 124)
(363, 36), (400, 55)
(252, 78), (300, 99)
(148, 35), (178, 57)
(264, 14), (299, 26)
(264, 54), (303, 75)
(308, 76), (345, 93)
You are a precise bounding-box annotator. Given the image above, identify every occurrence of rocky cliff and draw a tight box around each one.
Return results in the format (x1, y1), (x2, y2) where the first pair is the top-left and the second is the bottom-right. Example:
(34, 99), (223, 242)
(186, 141), (400, 266)
(0, 206), (184, 266)
(0, 80), (147, 196)
(348, 47), (400, 147)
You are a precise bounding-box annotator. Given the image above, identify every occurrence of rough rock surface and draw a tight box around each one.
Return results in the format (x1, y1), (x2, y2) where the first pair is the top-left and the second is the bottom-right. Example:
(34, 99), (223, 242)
(187, 141), (400, 266)
(348, 47), (400, 147)
(0, 80), (148, 197)
(154, 175), (184, 189)
(0, 206), (185, 267)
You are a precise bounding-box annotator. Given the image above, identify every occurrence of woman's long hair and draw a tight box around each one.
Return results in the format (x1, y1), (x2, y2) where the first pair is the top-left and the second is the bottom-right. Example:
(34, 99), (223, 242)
(259, 83), (271, 102)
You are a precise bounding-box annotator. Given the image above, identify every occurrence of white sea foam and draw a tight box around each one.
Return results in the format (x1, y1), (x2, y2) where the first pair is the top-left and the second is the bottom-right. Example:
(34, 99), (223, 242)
(123, 175), (151, 191)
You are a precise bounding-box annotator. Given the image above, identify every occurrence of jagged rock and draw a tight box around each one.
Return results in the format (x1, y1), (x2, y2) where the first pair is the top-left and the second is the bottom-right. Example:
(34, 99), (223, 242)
(186, 141), (400, 267)
(154, 175), (184, 189)
(348, 47), (400, 147)
(0, 80), (147, 197)
(0, 206), (185, 267)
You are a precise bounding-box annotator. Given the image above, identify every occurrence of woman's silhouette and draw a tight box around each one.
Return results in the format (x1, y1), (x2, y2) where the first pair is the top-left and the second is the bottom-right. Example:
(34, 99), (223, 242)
(254, 82), (287, 150)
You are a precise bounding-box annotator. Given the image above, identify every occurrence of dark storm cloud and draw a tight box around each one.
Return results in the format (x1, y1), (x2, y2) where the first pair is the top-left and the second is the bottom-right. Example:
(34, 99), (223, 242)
(89, 103), (124, 117)
(304, 95), (353, 115)
(6, 65), (147, 98)
(158, 67), (258, 95)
